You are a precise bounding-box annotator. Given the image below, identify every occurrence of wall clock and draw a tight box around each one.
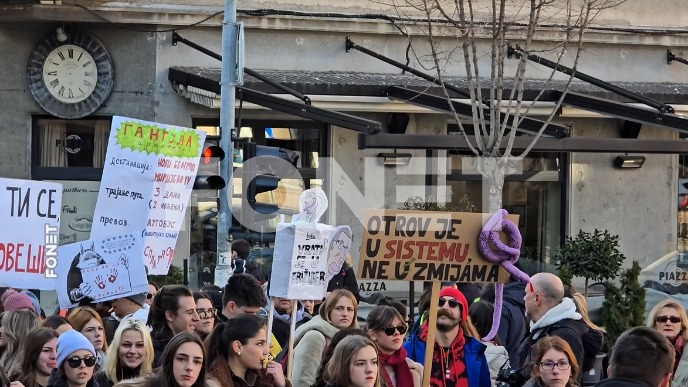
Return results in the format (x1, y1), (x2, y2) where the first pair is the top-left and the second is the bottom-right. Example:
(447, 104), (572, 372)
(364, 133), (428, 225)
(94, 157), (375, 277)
(27, 30), (114, 119)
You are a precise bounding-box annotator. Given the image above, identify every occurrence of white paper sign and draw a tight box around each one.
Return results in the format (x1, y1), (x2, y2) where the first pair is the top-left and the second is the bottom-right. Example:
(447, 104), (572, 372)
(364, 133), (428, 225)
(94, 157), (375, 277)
(56, 234), (149, 308)
(269, 189), (352, 300)
(90, 116), (206, 274)
(0, 178), (62, 290)
(48, 180), (100, 245)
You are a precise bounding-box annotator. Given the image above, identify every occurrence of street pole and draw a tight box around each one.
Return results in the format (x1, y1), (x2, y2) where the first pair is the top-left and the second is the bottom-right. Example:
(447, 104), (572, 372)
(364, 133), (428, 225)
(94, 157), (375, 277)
(217, 0), (237, 263)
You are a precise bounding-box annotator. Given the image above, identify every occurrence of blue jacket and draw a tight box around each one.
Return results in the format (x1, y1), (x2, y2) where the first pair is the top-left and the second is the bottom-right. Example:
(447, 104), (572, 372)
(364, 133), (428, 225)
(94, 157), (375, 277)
(403, 328), (492, 387)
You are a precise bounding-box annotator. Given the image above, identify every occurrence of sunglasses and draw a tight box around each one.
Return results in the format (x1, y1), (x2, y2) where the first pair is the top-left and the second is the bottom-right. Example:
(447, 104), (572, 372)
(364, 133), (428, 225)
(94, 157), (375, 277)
(656, 316), (681, 324)
(66, 356), (96, 368)
(439, 298), (460, 308)
(196, 308), (215, 319)
(146, 293), (154, 300)
(381, 325), (408, 336)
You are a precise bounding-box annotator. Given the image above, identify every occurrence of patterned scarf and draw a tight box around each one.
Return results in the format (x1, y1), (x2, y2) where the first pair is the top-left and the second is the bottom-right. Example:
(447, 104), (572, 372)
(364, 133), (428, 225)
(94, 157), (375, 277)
(419, 323), (469, 387)
(378, 348), (414, 387)
(674, 335), (685, 375)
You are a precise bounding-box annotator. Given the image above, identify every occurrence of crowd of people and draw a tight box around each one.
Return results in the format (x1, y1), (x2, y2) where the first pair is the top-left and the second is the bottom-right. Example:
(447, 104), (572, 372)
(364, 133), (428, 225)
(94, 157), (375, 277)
(0, 239), (684, 387)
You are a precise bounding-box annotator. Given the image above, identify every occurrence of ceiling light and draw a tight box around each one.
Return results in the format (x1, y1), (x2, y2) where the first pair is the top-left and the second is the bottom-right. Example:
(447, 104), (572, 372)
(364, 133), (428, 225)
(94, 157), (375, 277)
(613, 155), (645, 169)
(378, 152), (412, 166)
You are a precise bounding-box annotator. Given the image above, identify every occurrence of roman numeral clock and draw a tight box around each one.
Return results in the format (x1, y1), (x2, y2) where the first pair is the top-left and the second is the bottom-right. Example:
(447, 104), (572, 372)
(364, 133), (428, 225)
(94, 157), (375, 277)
(27, 31), (114, 119)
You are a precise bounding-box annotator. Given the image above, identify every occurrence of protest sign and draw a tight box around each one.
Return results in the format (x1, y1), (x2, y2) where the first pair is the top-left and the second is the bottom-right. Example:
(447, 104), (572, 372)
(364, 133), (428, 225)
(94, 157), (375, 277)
(90, 116), (206, 274)
(56, 233), (149, 308)
(357, 209), (518, 283)
(0, 178), (62, 289)
(270, 189), (352, 300)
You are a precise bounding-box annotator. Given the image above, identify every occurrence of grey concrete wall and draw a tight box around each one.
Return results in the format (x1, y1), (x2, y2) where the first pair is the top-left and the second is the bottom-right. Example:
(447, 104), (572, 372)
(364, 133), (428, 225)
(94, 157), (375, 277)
(568, 119), (678, 268)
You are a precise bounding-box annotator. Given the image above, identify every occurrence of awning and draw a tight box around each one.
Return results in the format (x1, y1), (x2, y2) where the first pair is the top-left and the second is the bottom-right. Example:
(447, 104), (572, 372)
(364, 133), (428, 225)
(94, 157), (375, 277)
(168, 67), (381, 134)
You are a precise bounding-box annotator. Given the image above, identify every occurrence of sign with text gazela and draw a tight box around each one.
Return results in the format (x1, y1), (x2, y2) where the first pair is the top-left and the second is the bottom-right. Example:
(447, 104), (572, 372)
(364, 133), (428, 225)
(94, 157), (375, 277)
(357, 209), (517, 283)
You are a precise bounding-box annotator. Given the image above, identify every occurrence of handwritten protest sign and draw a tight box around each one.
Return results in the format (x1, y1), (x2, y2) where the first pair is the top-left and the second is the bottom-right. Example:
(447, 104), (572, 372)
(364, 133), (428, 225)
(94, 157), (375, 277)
(48, 180), (100, 245)
(56, 234), (149, 308)
(0, 178), (62, 289)
(270, 189), (352, 300)
(90, 116), (206, 274)
(357, 210), (518, 283)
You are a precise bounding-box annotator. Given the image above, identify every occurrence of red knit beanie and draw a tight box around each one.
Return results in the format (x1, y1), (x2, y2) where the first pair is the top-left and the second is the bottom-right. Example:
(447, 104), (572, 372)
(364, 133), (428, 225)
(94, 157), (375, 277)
(4, 293), (35, 312)
(439, 287), (468, 322)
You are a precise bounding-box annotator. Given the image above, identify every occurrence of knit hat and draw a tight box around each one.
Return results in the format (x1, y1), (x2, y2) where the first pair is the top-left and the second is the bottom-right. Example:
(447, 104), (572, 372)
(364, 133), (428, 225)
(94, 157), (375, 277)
(4, 292), (35, 312)
(21, 290), (41, 314)
(439, 287), (469, 322)
(126, 292), (147, 307)
(56, 330), (96, 369)
(1, 289), (17, 304)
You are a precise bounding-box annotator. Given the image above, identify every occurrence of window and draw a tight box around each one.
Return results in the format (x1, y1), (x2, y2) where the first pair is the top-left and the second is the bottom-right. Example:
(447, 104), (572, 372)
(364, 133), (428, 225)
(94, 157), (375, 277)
(32, 116), (111, 181)
(189, 119), (328, 282)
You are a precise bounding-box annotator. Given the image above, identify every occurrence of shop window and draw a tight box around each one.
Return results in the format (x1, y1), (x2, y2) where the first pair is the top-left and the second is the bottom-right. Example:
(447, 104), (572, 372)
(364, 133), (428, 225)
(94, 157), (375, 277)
(189, 119), (328, 284)
(35, 118), (111, 168)
(446, 123), (563, 274)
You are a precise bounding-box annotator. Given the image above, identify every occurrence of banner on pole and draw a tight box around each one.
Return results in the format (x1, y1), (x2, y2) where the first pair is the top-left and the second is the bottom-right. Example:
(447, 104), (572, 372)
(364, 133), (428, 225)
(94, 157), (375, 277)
(90, 116), (207, 274)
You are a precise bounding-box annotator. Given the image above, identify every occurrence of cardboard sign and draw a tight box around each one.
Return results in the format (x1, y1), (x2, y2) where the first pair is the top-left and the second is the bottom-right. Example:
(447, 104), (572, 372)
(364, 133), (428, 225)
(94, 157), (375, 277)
(56, 233), (149, 308)
(357, 209), (517, 283)
(90, 116), (206, 274)
(0, 178), (62, 290)
(48, 180), (100, 245)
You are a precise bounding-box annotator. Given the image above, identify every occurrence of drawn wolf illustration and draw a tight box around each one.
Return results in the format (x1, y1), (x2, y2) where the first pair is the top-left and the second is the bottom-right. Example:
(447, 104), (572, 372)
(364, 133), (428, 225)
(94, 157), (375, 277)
(66, 243), (130, 303)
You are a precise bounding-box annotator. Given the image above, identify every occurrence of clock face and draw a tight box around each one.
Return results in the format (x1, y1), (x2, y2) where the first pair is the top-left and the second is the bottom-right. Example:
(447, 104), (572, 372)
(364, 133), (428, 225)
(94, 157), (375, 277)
(43, 45), (98, 104)
(27, 31), (114, 119)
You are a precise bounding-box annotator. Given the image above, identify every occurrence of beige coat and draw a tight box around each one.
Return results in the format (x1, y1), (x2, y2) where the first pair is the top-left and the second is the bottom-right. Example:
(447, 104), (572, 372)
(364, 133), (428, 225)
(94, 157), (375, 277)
(290, 316), (340, 387)
(381, 358), (423, 387)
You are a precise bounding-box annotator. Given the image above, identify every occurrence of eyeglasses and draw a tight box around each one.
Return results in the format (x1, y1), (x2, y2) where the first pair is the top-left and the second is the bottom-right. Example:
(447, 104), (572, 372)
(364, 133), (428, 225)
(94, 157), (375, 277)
(656, 316), (682, 324)
(539, 361), (570, 371)
(439, 298), (460, 308)
(66, 356), (96, 368)
(196, 308), (215, 319)
(381, 325), (408, 336)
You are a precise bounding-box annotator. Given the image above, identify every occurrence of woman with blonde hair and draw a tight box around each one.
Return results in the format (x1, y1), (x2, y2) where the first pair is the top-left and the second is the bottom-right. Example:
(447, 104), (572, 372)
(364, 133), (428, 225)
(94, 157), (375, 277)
(95, 319), (154, 387)
(0, 310), (41, 376)
(525, 336), (579, 387)
(68, 307), (108, 369)
(323, 335), (381, 387)
(366, 306), (423, 387)
(570, 293), (604, 376)
(647, 299), (688, 385)
(292, 289), (358, 387)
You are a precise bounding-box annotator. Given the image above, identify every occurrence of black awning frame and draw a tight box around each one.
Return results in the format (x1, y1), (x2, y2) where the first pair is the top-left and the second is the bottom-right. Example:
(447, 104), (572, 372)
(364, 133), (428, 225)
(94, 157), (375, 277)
(169, 34), (380, 134)
(168, 67), (381, 134)
(667, 50), (688, 66)
(387, 86), (569, 138)
(345, 37), (566, 138)
(358, 133), (688, 154)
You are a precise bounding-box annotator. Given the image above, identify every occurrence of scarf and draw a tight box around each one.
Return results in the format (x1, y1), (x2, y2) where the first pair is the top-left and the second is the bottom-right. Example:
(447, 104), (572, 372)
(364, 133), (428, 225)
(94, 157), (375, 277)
(379, 348), (414, 387)
(674, 335), (685, 375)
(419, 322), (469, 387)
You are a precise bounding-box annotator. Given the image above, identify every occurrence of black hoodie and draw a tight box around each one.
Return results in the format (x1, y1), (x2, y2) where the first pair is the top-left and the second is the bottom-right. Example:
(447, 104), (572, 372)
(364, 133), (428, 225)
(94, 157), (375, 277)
(489, 282), (528, 368)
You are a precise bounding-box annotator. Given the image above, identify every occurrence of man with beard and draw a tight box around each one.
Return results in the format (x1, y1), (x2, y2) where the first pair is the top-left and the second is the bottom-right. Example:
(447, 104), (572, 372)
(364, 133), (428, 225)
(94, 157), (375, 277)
(403, 287), (491, 387)
(515, 272), (592, 386)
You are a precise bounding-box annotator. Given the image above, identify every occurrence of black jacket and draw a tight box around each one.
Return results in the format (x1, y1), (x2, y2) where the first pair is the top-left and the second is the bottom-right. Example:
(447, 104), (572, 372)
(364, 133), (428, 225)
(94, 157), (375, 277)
(594, 378), (656, 387)
(497, 283), (528, 367)
(94, 366), (141, 387)
(151, 330), (173, 368)
(326, 263), (361, 302)
(47, 370), (99, 387)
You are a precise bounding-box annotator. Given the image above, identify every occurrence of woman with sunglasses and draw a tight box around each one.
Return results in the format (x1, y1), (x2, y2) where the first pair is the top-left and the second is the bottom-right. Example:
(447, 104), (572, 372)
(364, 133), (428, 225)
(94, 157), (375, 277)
(524, 336), (579, 387)
(366, 306), (422, 387)
(68, 307), (107, 370)
(10, 327), (58, 387)
(95, 320), (153, 387)
(113, 332), (206, 387)
(47, 330), (99, 387)
(647, 299), (688, 384)
(192, 293), (214, 340)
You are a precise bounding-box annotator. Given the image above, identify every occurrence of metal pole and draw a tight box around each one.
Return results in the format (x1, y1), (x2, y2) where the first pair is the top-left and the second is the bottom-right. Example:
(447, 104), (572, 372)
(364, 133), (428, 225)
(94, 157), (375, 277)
(217, 0), (237, 264)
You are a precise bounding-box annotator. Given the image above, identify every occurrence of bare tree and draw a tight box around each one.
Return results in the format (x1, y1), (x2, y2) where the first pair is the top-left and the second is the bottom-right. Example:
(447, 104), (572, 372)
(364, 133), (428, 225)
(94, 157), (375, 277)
(375, 0), (625, 213)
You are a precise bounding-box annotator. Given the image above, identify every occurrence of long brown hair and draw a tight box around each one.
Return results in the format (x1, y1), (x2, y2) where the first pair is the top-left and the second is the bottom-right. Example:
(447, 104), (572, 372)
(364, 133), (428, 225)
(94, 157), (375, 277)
(12, 328), (58, 387)
(323, 336), (381, 387)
